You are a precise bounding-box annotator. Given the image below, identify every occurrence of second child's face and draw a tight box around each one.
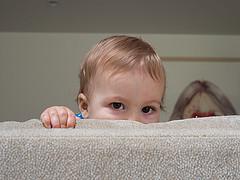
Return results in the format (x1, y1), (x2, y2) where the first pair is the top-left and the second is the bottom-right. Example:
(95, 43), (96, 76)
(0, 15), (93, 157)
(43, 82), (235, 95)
(83, 69), (165, 124)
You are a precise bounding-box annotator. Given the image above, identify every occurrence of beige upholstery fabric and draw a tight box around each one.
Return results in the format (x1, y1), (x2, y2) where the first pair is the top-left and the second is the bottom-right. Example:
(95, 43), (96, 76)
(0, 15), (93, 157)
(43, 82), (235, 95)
(1, 115), (240, 179)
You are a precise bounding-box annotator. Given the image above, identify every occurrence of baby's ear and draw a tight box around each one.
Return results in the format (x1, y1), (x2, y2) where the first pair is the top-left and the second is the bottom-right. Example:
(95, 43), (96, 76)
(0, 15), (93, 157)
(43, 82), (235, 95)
(78, 93), (89, 118)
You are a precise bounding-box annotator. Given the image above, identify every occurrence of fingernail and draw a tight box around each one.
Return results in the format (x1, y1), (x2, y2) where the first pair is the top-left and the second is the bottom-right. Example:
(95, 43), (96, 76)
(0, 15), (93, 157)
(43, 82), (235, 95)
(72, 114), (77, 118)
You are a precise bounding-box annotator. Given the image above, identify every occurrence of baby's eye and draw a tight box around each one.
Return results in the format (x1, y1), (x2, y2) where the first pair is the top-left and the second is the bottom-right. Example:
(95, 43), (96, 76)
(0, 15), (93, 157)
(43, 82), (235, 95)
(111, 102), (125, 110)
(142, 106), (155, 114)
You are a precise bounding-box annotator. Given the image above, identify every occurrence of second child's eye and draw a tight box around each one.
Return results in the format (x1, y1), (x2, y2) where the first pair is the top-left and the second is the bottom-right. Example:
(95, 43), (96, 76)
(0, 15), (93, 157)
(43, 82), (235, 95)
(111, 102), (125, 110)
(142, 106), (155, 114)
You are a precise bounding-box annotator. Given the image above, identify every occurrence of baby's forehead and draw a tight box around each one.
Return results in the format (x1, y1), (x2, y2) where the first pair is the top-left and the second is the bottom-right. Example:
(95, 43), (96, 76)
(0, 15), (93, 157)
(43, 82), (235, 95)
(92, 70), (164, 102)
(85, 64), (165, 98)
(93, 68), (163, 91)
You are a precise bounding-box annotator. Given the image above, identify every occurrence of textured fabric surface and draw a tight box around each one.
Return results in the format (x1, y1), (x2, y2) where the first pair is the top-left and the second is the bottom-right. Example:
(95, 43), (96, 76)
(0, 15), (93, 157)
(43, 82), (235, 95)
(1, 115), (240, 179)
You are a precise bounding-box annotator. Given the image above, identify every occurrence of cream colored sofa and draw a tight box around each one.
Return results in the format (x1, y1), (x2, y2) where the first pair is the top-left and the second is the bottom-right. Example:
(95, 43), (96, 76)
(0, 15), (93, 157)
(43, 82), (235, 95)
(1, 115), (240, 179)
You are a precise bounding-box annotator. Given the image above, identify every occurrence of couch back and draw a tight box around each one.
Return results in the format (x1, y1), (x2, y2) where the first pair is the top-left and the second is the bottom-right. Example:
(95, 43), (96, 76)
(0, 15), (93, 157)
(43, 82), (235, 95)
(1, 115), (240, 179)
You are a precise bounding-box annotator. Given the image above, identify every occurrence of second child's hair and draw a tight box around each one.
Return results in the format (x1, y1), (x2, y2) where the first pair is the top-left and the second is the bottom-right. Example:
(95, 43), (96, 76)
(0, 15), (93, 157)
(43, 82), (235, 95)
(77, 35), (166, 109)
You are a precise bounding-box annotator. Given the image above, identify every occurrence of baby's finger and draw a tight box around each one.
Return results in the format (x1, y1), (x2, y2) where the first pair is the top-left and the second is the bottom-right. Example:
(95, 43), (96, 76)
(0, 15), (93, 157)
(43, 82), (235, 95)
(66, 110), (78, 128)
(49, 108), (61, 128)
(40, 112), (51, 128)
(56, 107), (68, 128)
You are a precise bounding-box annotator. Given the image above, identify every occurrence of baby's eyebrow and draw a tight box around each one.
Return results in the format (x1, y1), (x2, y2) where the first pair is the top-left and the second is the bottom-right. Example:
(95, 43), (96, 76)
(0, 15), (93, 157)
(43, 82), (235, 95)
(145, 100), (161, 105)
(105, 96), (128, 102)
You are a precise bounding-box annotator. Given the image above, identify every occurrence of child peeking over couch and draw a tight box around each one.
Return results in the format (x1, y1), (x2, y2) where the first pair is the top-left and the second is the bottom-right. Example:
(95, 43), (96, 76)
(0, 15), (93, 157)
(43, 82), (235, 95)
(41, 35), (166, 128)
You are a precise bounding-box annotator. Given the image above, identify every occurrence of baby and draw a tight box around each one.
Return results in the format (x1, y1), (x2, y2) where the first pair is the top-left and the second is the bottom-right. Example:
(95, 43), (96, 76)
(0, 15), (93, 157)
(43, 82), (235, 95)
(41, 35), (166, 128)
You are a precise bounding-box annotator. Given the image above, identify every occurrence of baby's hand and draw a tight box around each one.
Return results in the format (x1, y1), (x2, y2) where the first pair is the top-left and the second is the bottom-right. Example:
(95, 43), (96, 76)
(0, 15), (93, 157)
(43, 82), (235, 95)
(40, 106), (80, 128)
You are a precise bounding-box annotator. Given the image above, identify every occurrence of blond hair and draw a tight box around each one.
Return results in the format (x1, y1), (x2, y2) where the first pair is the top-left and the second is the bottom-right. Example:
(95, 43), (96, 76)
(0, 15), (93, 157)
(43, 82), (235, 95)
(77, 35), (166, 109)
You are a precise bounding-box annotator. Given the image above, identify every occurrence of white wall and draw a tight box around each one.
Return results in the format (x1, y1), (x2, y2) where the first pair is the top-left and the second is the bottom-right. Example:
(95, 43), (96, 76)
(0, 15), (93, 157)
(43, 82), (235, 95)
(0, 33), (239, 122)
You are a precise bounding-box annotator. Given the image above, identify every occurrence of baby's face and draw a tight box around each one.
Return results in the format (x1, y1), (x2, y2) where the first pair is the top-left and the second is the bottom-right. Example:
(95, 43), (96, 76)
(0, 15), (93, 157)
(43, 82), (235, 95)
(84, 69), (165, 123)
